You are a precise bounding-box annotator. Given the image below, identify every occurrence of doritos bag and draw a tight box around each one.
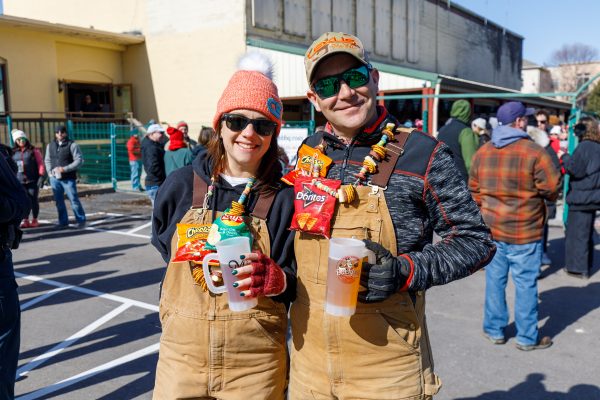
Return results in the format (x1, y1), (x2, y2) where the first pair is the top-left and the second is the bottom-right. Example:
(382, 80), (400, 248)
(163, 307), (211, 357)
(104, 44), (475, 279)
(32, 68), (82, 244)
(290, 176), (340, 238)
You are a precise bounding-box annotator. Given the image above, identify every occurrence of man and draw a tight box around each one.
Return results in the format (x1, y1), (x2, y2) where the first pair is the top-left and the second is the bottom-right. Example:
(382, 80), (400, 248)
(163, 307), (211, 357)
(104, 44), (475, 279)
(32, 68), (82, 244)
(0, 143), (31, 399)
(535, 109), (550, 133)
(290, 32), (495, 399)
(44, 125), (86, 227)
(472, 117), (490, 147)
(141, 123), (166, 205)
(126, 130), (143, 191)
(469, 101), (560, 351)
(437, 99), (479, 183)
(80, 94), (101, 118)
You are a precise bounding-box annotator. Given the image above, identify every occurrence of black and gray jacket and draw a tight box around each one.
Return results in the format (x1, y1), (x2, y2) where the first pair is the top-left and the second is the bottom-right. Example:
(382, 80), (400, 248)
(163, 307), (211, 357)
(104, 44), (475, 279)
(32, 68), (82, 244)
(304, 107), (495, 291)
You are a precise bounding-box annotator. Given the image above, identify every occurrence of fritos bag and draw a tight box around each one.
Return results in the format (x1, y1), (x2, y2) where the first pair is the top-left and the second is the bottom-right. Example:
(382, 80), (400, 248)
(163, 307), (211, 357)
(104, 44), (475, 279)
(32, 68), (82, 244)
(172, 223), (213, 262)
(290, 176), (340, 238)
(282, 144), (332, 185)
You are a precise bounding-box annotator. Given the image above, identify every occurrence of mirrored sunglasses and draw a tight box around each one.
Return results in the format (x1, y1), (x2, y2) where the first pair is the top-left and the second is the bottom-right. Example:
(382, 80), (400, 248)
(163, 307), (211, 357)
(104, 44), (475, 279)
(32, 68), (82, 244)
(312, 64), (372, 99)
(221, 113), (277, 137)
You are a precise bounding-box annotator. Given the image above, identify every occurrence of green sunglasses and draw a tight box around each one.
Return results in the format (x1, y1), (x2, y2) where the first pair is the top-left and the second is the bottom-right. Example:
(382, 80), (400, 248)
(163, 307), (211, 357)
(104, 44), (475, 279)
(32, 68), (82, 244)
(312, 64), (372, 99)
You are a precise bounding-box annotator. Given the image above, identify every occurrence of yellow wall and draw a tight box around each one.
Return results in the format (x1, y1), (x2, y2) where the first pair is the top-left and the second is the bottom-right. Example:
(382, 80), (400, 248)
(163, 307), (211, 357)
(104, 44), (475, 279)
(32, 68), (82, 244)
(0, 24), (127, 114)
(3, 0), (142, 33)
(2, 0), (249, 134)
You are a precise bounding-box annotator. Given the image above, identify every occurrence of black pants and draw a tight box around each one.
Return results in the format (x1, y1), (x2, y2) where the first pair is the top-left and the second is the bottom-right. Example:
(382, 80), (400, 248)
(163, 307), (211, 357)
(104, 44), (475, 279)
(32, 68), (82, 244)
(23, 182), (40, 219)
(0, 281), (20, 400)
(565, 209), (596, 275)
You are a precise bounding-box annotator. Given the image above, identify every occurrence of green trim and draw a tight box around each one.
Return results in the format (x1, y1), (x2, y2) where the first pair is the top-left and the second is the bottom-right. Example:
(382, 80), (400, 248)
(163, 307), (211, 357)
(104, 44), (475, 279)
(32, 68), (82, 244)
(247, 37), (438, 83)
(377, 92), (574, 100)
(247, 38), (306, 56)
(370, 61), (437, 84)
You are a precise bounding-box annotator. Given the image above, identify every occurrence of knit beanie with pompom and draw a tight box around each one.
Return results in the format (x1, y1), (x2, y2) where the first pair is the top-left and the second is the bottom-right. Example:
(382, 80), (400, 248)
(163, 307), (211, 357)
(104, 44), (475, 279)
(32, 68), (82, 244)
(213, 52), (283, 135)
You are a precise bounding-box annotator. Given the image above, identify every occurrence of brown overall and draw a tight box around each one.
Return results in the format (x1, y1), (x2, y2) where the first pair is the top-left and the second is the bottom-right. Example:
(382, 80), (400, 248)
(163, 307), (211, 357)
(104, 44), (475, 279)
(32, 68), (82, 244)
(289, 132), (442, 399)
(153, 175), (288, 400)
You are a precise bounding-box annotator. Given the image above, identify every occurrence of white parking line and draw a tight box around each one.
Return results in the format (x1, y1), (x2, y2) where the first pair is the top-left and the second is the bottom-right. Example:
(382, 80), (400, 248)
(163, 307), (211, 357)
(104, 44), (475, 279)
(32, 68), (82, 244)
(20, 286), (72, 311)
(127, 221), (152, 234)
(15, 273), (159, 312)
(17, 303), (132, 378)
(81, 225), (151, 239)
(16, 343), (160, 400)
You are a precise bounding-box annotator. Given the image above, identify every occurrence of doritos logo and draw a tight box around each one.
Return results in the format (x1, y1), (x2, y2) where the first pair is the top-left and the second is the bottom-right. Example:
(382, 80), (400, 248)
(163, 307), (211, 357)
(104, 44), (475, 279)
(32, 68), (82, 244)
(296, 185), (326, 207)
(306, 36), (360, 60)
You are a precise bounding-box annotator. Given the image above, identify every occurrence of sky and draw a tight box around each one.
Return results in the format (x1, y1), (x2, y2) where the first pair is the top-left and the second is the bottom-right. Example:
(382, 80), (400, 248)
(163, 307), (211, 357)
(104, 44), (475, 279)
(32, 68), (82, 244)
(453, 0), (600, 66)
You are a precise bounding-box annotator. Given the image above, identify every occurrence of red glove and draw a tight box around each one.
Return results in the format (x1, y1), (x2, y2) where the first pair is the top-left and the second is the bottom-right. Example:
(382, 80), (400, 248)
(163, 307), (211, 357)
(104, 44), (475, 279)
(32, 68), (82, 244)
(248, 251), (287, 297)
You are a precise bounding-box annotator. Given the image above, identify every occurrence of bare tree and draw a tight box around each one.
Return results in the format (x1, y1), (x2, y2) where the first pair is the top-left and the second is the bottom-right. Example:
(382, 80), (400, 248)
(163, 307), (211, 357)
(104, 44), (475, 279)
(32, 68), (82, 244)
(546, 44), (600, 100)
(548, 43), (598, 66)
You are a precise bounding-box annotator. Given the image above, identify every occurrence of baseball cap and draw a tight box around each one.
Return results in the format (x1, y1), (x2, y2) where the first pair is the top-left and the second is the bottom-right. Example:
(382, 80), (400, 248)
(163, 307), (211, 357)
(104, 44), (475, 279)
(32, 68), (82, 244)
(549, 125), (562, 135)
(304, 32), (369, 83)
(147, 124), (165, 135)
(471, 118), (487, 130)
(496, 101), (535, 125)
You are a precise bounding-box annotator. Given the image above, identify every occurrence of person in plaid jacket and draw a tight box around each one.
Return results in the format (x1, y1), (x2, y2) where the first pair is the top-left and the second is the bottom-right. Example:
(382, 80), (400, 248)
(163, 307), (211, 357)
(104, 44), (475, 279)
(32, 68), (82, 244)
(469, 101), (560, 351)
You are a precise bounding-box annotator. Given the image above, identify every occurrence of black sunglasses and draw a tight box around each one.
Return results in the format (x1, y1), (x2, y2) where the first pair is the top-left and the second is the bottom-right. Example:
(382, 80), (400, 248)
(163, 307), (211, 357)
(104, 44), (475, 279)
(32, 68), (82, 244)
(312, 64), (372, 99)
(537, 120), (547, 124)
(221, 113), (277, 137)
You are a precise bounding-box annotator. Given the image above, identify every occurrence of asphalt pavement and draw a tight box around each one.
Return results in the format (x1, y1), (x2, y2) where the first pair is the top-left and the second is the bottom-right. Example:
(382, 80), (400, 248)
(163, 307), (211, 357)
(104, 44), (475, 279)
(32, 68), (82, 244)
(11, 188), (600, 399)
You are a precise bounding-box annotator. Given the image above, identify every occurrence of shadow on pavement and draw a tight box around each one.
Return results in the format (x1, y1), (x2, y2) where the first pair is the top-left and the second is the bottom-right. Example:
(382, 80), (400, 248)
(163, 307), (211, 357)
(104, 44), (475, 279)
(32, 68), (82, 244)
(14, 243), (147, 275)
(455, 373), (600, 400)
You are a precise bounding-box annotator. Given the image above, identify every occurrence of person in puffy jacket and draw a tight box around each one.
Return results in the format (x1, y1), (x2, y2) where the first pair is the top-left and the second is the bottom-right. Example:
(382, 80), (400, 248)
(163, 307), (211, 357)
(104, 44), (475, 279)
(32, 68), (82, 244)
(560, 117), (600, 279)
(11, 129), (45, 228)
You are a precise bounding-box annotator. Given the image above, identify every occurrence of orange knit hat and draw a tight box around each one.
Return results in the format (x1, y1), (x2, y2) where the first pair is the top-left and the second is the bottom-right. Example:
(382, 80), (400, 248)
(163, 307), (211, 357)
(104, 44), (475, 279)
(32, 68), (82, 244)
(213, 53), (283, 135)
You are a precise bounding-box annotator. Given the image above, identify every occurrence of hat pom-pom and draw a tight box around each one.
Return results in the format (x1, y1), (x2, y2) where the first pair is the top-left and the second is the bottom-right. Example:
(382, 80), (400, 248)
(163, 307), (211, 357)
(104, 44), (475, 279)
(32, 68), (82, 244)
(237, 52), (274, 80)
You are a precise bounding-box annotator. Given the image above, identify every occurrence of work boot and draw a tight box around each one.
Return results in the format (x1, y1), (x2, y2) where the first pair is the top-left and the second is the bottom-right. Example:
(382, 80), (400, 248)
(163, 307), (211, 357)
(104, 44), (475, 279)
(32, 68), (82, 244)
(29, 218), (39, 228)
(20, 219), (30, 228)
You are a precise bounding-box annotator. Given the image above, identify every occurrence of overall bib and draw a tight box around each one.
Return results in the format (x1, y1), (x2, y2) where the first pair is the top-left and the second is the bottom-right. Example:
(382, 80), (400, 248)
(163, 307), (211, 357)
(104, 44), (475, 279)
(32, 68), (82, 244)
(289, 184), (441, 399)
(153, 175), (288, 400)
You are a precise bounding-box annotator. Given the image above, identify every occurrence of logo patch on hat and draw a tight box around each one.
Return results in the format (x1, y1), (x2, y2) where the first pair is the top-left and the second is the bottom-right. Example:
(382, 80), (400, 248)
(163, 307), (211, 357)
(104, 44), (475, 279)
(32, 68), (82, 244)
(267, 98), (282, 120)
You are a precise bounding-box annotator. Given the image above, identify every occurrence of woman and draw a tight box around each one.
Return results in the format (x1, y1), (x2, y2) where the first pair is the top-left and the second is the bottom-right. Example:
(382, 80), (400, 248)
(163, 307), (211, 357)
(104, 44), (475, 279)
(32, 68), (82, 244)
(11, 129), (45, 228)
(560, 117), (600, 279)
(151, 53), (295, 400)
(164, 127), (193, 176)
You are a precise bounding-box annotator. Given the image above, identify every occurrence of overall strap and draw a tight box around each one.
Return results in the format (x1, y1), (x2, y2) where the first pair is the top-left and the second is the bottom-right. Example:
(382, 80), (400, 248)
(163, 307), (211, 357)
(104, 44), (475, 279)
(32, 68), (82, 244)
(192, 173), (208, 208)
(251, 189), (276, 221)
(370, 127), (413, 188)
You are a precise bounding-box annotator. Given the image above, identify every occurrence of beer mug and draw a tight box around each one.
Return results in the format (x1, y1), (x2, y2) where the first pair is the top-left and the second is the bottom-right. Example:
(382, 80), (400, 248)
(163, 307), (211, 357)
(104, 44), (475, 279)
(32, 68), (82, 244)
(202, 236), (258, 312)
(325, 238), (376, 316)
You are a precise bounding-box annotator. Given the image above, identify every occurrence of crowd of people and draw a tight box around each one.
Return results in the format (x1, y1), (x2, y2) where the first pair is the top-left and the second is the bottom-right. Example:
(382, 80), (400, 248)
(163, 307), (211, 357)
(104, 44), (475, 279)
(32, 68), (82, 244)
(1, 30), (599, 399)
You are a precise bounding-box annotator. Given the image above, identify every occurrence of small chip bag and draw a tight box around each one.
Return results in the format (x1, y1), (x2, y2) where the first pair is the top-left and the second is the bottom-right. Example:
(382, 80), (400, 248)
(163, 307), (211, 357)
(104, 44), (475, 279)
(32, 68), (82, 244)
(205, 209), (253, 251)
(172, 223), (213, 263)
(291, 176), (340, 238)
(282, 144), (333, 185)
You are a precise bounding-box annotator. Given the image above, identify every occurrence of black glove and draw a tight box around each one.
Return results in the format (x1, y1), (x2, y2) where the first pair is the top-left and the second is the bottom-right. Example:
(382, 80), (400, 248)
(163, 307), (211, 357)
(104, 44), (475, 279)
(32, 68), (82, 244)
(37, 176), (46, 189)
(359, 240), (411, 303)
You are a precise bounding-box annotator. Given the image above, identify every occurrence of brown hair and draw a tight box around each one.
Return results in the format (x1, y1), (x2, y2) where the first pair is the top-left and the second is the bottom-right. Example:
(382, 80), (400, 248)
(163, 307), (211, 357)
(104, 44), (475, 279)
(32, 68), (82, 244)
(198, 126), (214, 147)
(207, 120), (281, 194)
(577, 116), (600, 143)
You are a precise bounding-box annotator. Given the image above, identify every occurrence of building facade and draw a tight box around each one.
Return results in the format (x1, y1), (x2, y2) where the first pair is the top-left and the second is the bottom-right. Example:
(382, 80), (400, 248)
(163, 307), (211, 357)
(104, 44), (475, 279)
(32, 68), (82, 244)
(1, 0), (568, 138)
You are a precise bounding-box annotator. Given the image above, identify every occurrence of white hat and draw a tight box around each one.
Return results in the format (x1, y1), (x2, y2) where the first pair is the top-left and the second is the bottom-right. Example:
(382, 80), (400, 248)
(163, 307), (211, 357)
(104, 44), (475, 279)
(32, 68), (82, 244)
(147, 124), (165, 135)
(471, 118), (487, 130)
(11, 129), (27, 142)
(550, 125), (562, 135)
